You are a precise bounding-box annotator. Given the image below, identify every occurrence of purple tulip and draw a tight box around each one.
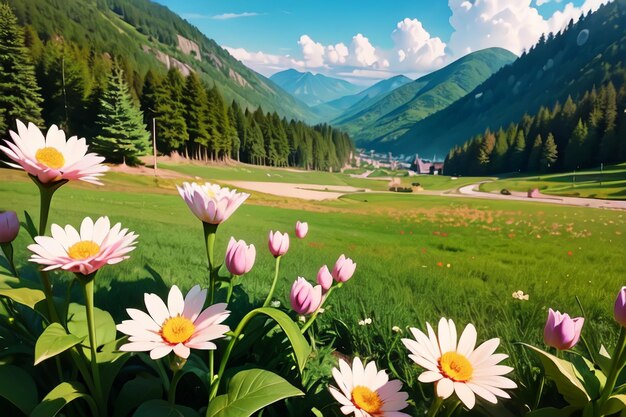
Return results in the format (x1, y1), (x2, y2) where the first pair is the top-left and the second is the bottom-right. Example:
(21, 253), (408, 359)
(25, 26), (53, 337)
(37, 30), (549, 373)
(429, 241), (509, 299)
(225, 237), (256, 276)
(268, 231), (289, 257)
(544, 308), (584, 350)
(317, 265), (333, 291)
(295, 221), (308, 239)
(331, 254), (356, 282)
(290, 277), (322, 315)
(615, 287), (626, 327)
(0, 211), (19, 243)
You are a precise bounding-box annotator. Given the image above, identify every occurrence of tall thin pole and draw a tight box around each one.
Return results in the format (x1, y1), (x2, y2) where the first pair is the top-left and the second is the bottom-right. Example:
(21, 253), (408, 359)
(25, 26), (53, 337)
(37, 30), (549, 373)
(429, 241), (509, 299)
(152, 117), (158, 177)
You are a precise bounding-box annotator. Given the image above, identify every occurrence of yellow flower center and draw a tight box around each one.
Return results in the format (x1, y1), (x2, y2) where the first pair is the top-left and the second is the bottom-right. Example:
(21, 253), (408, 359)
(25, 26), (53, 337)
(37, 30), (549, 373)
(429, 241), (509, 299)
(351, 386), (383, 415)
(161, 316), (195, 344)
(439, 351), (473, 382)
(67, 240), (100, 260)
(35, 147), (65, 169)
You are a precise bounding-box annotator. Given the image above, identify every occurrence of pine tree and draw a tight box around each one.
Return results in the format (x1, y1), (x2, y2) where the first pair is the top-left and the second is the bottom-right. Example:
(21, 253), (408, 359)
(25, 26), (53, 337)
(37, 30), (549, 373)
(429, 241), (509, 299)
(564, 119), (587, 170)
(182, 72), (210, 159)
(509, 129), (526, 172)
(93, 65), (150, 165)
(0, 3), (43, 133)
(540, 133), (558, 171)
(527, 134), (543, 172)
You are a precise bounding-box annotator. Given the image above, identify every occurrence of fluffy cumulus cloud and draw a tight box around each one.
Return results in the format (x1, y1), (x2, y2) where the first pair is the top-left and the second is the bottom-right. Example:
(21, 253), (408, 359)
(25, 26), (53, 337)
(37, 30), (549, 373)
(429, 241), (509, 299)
(224, 0), (612, 84)
(447, 0), (611, 57)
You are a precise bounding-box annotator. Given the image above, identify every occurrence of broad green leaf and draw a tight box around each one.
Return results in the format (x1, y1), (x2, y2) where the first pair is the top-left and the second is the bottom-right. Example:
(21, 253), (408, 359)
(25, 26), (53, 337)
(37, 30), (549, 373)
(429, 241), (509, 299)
(524, 344), (590, 406)
(598, 345), (613, 376)
(30, 381), (98, 417)
(0, 286), (45, 310)
(602, 394), (626, 415)
(113, 376), (163, 417)
(34, 323), (85, 365)
(67, 302), (116, 348)
(100, 337), (131, 402)
(206, 368), (303, 417)
(134, 400), (199, 417)
(252, 307), (311, 373)
(526, 406), (582, 417)
(22, 210), (38, 240)
(572, 354), (606, 399)
(0, 365), (38, 414)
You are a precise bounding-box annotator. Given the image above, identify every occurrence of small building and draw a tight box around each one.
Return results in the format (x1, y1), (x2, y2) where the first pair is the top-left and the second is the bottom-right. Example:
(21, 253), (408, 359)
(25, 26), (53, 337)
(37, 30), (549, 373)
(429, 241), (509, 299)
(410, 154), (444, 175)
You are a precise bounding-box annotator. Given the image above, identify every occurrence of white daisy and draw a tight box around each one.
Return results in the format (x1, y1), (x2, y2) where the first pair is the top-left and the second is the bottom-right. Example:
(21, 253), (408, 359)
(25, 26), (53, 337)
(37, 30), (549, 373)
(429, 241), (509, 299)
(402, 318), (516, 409)
(329, 357), (410, 417)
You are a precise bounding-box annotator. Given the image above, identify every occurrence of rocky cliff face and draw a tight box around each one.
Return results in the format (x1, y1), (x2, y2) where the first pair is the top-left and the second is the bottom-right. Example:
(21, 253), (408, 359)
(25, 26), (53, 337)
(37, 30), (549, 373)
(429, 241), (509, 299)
(176, 34), (201, 61)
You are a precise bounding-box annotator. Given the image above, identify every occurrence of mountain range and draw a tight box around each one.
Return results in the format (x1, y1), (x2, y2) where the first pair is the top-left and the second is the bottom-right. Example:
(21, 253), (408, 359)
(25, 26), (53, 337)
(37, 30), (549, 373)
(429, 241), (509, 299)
(269, 69), (363, 107)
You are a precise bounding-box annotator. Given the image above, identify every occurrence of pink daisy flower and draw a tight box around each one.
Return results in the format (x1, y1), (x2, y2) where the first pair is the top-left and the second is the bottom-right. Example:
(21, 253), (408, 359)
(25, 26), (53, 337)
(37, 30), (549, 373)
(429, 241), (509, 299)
(27, 216), (138, 276)
(117, 285), (230, 359)
(0, 120), (108, 185)
(329, 357), (410, 417)
(177, 182), (249, 224)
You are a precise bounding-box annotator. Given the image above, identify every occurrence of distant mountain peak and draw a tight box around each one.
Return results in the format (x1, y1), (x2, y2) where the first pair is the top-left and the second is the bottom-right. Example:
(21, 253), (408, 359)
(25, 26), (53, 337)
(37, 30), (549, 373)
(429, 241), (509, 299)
(270, 69), (363, 106)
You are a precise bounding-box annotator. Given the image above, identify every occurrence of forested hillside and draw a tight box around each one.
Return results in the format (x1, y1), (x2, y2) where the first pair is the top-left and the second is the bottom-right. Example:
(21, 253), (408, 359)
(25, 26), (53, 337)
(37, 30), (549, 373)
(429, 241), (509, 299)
(7, 0), (317, 123)
(0, 0), (353, 170)
(384, 0), (626, 158)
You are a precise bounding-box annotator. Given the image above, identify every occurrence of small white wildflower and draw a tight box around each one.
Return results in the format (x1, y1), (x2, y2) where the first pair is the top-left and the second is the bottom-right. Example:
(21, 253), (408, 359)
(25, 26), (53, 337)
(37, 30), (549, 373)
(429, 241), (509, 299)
(358, 320), (365, 326)
(392, 326), (402, 334)
(270, 300), (281, 308)
(512, 290), (529, 301)
(364, 318), (372, 325)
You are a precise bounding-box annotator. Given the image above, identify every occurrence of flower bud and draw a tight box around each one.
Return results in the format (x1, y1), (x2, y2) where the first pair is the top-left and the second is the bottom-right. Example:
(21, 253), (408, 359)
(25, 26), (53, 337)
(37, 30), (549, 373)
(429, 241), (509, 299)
(295, 221), (308, 239)
(614, 287), (626, 327)
(290, 277), (322, 315)
(0, 211), (19, 243)
(317, 265), (333, 291)
(268, 231), (289, 257)
(331, 254), (356, 282)
(544, 308), (584, 350)
(224, 237), (256, 276)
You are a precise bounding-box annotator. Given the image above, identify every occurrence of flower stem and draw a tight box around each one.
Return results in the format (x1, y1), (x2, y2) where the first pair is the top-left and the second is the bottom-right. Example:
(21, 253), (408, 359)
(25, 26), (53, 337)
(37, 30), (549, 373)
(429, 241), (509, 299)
(262, 256), (281, 307)
(427, 395), (443, 417)
(203, 222), (218, 304)
(301, 285), (338, 334)
(168, 369), (185, 405)
(596, 327), (626, 416)
(226, 275), (235, 304)
(82, 279), (105, 416)
(0, 243), (18, 277)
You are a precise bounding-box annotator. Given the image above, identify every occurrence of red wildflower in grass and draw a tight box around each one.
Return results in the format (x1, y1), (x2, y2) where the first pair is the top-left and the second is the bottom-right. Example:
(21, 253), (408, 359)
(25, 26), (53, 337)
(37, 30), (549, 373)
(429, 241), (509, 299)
(400, 230), (405, 235)
(441, 232), (448, 237)
(437, 262), (443, 267)
(432, 231), (440, 236)
(567, 250), (573, 256)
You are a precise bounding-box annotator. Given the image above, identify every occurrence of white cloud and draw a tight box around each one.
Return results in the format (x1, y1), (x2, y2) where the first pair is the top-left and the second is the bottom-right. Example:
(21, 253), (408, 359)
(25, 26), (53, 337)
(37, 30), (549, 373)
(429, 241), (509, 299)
(447, 0), (610, 57)
(183, 12), (261, 20)
(298, 35), (326, 67)
(223, 0), (612, 85)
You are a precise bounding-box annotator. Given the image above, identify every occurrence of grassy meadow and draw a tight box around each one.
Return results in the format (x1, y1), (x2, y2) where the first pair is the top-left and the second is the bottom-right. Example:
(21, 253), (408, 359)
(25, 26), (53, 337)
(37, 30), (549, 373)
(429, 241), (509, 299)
(1, 165), (625, 409)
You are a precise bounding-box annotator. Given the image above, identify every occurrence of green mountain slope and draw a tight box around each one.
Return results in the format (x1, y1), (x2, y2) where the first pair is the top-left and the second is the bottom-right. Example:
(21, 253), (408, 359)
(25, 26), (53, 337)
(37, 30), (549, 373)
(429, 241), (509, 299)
(9, 0), (317, 122)
(336, 47), (516, 144)
(381, 0), (626, 156)
(312, 75), (412, 121)
(270, 69), (363, 106)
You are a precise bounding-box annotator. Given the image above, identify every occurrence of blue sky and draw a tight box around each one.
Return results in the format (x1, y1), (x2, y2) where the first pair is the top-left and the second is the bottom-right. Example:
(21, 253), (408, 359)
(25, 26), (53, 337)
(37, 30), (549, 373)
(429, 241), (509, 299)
(154, 0), (608, 85)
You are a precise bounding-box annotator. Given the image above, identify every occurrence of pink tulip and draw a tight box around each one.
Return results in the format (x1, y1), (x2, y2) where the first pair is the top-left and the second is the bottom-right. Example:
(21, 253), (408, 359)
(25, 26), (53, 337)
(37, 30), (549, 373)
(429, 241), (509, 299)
(295, 221), (308, 239)
(290, 277), (322, 315)
(268, 231), (289, 257)
(0, 211), (19, 243)
(544, 308), (584, 350)
(615, 287), (626, 327)
(331, 254), (356, 282)
(225, 237), (256, 276)
(317, 265), (333, 291)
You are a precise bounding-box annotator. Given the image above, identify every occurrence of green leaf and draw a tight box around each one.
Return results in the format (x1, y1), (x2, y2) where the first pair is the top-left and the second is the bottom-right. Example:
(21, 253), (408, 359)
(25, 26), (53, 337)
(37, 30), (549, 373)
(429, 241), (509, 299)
(602, 394), (626, 415)
(0, 365), (38, 414)
(100, 337), (131, 402)
(524, 344), (591, 406)
(134, 400), (200, 417)
(34, 323), (85, 365)
(252, 307), (311, 373)
(0, 285), (45, 310)
(67, 302), (116, 348)
(113, 376), (163, 417)
(22, 210), (38, 240)
(206, 368), (303, 417)
(30, 381), (98, 417)
(526, 406), (582, 417)
(571, 354), (606, 399)
(598, 345), (613, 376)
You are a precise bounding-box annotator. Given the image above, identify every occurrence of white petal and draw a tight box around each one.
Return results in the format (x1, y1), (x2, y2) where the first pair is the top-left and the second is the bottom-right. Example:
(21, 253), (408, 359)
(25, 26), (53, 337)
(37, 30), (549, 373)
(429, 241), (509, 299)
(418, 371), (444, 383)
(144, 293), (170, 326)
(167, 285), (185, 317)
(454, 382), (476, 409)
(436, 378), (454, 399)
(457, 324), (477, 357)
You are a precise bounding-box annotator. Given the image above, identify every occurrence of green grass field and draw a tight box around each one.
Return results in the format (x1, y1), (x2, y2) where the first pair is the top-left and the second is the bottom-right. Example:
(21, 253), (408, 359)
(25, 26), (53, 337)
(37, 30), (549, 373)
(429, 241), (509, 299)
(1, 165), (625, 406)
(480, 164), (626, 199)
